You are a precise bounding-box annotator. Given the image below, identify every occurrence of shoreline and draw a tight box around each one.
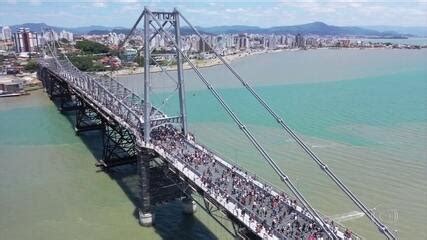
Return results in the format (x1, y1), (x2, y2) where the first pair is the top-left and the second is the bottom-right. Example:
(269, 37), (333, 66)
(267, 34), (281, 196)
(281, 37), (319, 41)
(99, 49), (277, 77)
(97, 47), (424, 77)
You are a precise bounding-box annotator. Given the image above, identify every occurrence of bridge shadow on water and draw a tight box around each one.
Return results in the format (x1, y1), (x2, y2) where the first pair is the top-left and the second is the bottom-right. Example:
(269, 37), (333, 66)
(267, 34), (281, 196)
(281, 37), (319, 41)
(58, 108), (219, 240)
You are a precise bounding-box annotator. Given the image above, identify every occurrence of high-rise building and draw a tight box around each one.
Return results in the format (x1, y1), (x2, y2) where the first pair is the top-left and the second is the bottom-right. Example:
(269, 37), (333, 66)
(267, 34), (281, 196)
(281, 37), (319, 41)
(287, 36), (294, 47)
(198, 37), (211, 53)
(60, 30), (74, 42)
(238, 34), (249, 50)
(295, 33), (305, 48)
(41, 30), (58, 44)
(2, 26), (12, 41)
(265, 35), (277, 49)
(188, 36), (199, 52)
(107, 32), (119, 46)
(227, 35), (235, 48)
(278, 35), (288, 46)
(13, 28), (39, 53)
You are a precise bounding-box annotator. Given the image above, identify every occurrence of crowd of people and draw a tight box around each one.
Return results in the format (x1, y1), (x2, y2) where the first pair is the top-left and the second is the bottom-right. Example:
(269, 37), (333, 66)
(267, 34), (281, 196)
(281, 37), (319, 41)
(150, 125), (352, 240)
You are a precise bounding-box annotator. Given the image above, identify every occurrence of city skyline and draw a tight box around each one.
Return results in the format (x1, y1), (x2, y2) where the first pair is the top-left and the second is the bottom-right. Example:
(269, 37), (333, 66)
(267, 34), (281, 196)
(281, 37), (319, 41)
(1, 0), (427, 28)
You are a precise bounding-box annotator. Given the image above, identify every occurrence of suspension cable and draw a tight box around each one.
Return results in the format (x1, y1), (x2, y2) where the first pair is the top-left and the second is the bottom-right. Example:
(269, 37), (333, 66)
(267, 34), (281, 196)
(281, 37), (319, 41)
(146, 8), (337, 239)
(149, 56), (179, 116)
(178, 10), (396, 240)
(43, 28), (63, 71)
(118, 10), (145, 50)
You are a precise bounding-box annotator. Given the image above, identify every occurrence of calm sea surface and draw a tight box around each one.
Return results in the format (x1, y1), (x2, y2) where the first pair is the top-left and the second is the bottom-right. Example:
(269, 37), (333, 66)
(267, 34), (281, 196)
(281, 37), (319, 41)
(1, 49), (426, 239)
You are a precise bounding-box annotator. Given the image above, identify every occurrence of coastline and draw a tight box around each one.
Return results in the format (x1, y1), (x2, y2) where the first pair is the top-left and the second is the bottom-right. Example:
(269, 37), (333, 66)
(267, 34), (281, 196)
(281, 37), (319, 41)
(97, 49), (292, 77)
(98, 47), (422, 77)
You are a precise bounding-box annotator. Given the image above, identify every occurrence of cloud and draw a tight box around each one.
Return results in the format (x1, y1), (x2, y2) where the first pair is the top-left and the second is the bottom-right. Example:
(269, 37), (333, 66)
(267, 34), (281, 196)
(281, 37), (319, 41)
(29, 0), (41, 6)
(93, 0), (107, 8)
(224, 8), (247, 13)
(116, 0), (139, 2)
(119, 3), (143, 14)
(2, 0), (426, 28)
(184, 8), (220, 15)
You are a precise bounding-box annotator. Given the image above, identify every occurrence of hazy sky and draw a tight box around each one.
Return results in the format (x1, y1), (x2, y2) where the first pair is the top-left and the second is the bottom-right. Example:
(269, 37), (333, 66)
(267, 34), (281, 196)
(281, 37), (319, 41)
(1, 0), (426, 28)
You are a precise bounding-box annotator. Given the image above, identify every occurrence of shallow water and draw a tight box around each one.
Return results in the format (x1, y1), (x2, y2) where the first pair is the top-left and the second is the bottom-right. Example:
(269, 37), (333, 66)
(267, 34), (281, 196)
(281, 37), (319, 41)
(1, 49), (426, 239)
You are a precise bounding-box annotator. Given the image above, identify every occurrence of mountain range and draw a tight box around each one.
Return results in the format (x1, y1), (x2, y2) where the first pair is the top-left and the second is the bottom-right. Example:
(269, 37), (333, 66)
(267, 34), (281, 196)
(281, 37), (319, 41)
(196, 22), (393, 36)
(3, 22), (426, 37)
(361, 25), (427, 37)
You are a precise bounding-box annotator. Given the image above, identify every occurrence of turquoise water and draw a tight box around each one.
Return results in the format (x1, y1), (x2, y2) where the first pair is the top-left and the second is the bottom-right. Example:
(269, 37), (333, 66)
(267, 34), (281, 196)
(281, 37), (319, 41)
(1, 49), (426, 239)
(132, 49), (427, 239)
(177, 69), (427, 146)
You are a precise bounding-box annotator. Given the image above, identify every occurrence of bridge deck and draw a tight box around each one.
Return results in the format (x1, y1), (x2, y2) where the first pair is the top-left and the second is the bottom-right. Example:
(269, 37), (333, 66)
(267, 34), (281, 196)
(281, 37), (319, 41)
(149, 125), (351, 240)
(39, 57), (353, 240)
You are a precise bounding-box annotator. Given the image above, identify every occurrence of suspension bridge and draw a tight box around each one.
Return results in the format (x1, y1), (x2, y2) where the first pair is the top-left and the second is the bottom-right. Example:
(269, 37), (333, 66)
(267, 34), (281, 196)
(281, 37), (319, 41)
(36, 7), (396, 240)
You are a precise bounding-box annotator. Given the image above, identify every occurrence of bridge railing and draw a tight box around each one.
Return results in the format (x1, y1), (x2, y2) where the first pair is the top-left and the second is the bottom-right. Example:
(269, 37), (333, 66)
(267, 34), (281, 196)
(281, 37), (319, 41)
(94, 73), (166, 119)
(186, 139), (363, 239)
(148, 143), (280, 239)
(40, 58), (144, 131)
(40, 57), (182, 132)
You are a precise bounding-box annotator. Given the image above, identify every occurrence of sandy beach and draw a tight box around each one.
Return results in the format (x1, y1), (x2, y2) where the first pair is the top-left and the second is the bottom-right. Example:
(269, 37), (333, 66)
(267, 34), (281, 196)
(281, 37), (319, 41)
(97, 49), (285, 77)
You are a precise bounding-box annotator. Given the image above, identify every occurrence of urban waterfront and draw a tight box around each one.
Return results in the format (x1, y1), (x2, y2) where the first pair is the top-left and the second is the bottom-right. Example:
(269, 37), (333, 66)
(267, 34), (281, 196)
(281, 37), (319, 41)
(1, 49), (426, 239)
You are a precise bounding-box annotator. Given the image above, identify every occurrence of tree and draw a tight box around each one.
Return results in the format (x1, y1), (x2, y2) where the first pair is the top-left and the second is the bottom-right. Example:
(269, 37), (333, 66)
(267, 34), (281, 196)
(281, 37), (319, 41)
(24, 60), (38, 72)
(68, 55), (93, 71)
(134, 55), (144, 66)
(75, 40), (109, 54)
(68, 55), (106, 72)
(91, 62), (106, 72)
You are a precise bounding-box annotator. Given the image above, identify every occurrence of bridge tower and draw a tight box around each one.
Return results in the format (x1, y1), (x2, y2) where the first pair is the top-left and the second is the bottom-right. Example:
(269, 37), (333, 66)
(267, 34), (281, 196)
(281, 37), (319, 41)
(137, 7), (193, 226)
(142, 8), (188, 142)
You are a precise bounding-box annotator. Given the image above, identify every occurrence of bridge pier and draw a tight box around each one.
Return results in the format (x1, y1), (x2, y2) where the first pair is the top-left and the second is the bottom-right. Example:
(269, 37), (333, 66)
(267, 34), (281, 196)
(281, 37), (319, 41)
(139, 211), (153, 227)
(182, 189), (197, 215)
(137, 146), (154, 226)
(182, 197), (197, 215)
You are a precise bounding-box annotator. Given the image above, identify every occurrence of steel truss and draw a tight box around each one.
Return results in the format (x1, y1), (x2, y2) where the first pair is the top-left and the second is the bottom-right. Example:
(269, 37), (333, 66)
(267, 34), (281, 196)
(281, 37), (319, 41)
(39, 70), (77, 113)
(74, 98), (104, 134)
(39, 65), (191, 228)
(149, 158), (186, 205)
(99, 123), (137, 168)
(38, 58), (181, 138)
(47, 75), (68, 100)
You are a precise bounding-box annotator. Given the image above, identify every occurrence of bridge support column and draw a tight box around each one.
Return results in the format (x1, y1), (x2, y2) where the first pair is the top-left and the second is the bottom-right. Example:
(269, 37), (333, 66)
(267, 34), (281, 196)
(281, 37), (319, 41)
(46, 74), (54, 98)
(137, 146), (153, 226)
(182, 197), (197, 215)
(182, 189), (197, 215)
(139, 211), (153, 227)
